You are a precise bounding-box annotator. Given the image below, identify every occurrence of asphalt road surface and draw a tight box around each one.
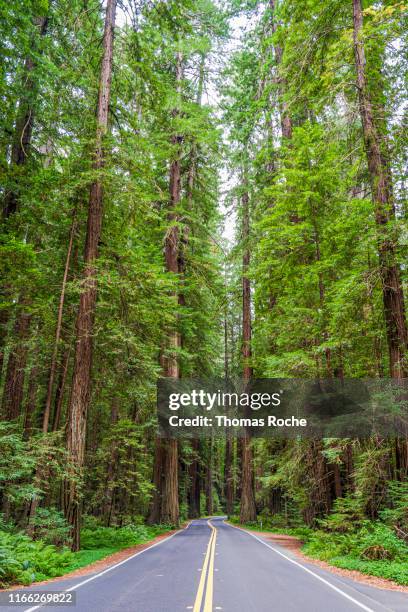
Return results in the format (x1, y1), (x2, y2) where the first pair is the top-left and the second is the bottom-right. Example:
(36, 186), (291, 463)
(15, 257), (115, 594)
(1, 517), (408, 612)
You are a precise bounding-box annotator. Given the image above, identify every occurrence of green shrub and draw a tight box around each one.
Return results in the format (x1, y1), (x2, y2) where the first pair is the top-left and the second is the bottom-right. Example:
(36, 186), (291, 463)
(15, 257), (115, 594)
(0, 521), (172, 587)
(0, 513), (16, 533)
(300, 521), (408, 584)
(81, 523), (171, 550)
(230, 513), (309, 536)
(380, 481), (408, 534)
(228, 515), (240, 524)
(317, 496), (365, 533)
(332, 557), (408, 585)
(357, 522), (408, 561)
(0, 530), (73, 587)
(302, 531), (351, 561)
(30, 507), (71, 547)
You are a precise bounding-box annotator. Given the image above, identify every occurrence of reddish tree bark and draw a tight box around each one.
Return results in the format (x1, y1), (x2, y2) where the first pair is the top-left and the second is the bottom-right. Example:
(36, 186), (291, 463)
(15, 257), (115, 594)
(65, 0), (117, 551)
(1, 303), (31, 420)
(225, 436), (234, 515)
(0, 309), (9, 378)
(158, 55), (183, 526)
(206, 437), (214, 516)
(303, 440), (332, 525)
(147, 439), (164, 525)
(242, 191), (252, 381)
(149, 51), (184, 526)
(240, 187), (257, 523)
(353, 0), (407, 377)
(188, 439), (201, 518)
(224, 292), (234, 515)
(52, 344), (71, 431)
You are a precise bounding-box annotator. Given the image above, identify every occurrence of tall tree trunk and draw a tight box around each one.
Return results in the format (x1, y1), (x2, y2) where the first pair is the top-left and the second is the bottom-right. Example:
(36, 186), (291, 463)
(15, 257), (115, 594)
(52, 344), (71, 431)
(147, 439), (164, 525)
(303, 440), (332, 525)
(65, 0), (117, 551)
(153, 49), (184, 526)
(23, 364), (38, 439)
(188, 439), (201, 518)
(269, 0), (292, 140)
(206, 437), (213, 516)
(225, 436), (234, 515)
(43, 213), (76, 433)
(160, 439), (179, 524)
(224, 280), (234, 515)
(240, 187), (257, 523)
(395, 438), (408, 481)
(242, 191), (251, 380)
(102, 397), (119, 526)
(312, 216), (332, 377)
(1, 303), (31, 420)
(240, 436), (257, 523)
(0, 308), (9, 378)
(182, 57), (207, 521)
(353, 0), (407, 377)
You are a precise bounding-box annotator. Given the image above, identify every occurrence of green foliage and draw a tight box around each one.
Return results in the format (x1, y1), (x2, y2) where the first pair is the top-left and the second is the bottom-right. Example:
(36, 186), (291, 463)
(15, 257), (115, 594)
(0, 424), (74, 516)
(0, 422), (34, 482)
(380, 481), (408, 533)
(0, 530), (74, 587)
(29, 508), (71, 547)
(317, 496), (365, 533)
(0, 521), (173, 587)
(80, 524), (171, 550)
(0, 422), (36, 507)
(302, 522), (408, 584)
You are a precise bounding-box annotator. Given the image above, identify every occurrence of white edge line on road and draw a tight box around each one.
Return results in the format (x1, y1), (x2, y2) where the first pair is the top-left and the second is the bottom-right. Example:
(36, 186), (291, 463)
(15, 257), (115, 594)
(224, 521), (381, 612)
(23, 522), (193, 612)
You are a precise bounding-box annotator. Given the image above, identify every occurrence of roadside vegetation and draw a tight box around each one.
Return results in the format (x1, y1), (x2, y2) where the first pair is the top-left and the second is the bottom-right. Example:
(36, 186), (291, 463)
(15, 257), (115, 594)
(0, 512), (171, 588)
(230, 481), (408, 586)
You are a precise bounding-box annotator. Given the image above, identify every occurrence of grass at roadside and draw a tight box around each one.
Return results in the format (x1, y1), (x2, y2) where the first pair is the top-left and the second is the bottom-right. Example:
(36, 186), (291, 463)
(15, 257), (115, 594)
(61, 547), (124, 573)
(228, 516), (408, 586)
(0, 523), (173, 588)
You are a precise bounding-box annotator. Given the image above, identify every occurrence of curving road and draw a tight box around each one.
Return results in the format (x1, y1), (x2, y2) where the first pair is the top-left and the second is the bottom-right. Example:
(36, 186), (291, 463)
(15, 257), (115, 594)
(1, 517), (407, 612)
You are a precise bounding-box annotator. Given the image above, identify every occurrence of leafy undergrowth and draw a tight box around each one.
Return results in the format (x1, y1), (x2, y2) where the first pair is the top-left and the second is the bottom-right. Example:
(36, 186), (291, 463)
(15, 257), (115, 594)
(229, 515), (408, 586)
(0, 523), (172, 588)
(301, 524), (408, 585)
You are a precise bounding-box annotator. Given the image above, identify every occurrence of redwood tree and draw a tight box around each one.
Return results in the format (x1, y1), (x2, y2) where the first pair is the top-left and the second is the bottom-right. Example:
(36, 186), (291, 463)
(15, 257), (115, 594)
(149, 50), (184, 526)
(65, 0), (117, 551)
(240, 186), (257, 523)
(353, 0), (407, 378)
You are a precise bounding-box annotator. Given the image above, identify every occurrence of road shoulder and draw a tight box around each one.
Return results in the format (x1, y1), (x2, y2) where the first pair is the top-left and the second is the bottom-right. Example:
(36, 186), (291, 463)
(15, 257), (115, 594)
(0, 525), (189, 591)
(227, 523), (408, 594)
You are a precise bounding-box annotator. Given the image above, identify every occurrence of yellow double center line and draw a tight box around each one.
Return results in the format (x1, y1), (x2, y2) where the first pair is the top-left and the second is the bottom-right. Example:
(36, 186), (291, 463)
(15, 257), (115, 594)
(193, 520), (217, 612)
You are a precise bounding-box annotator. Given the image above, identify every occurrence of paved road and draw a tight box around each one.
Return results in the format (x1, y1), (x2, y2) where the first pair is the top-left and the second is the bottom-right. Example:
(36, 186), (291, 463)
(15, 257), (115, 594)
(1, 517), (407, 611)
